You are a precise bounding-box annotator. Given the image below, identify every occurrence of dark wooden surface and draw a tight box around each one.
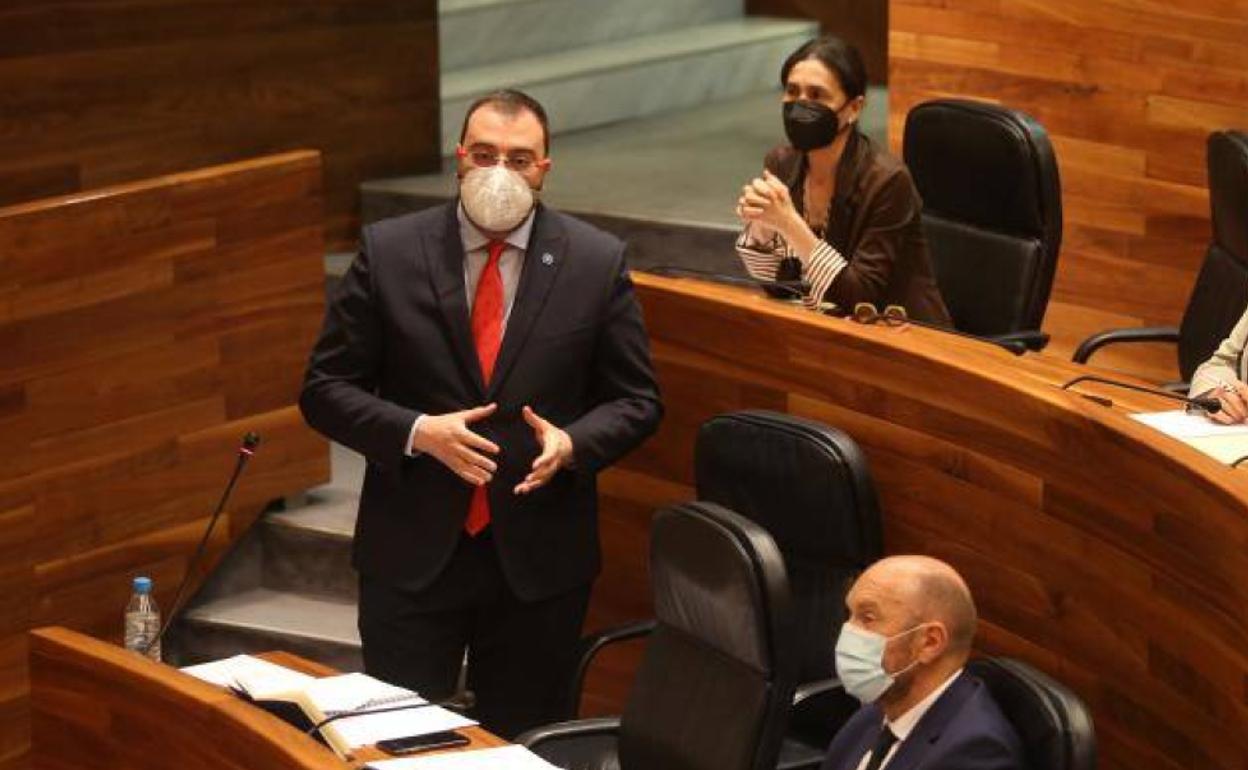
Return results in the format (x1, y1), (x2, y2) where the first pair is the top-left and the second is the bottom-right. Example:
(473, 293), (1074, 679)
(2, 153), (332, 770)
(579, 273), (1248, 770)
(0, 1), (440, 249)
(748, 0), (889, 84)
(888, 0), (1248, 383)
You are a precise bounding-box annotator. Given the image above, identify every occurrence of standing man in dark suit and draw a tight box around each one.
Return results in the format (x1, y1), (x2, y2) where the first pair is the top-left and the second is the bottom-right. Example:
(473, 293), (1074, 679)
(300, 89), (663, 738)
(823, 556), (1025, 770)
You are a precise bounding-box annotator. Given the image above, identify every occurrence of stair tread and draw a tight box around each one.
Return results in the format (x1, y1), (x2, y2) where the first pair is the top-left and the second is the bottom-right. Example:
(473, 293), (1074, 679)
(268, 490), (357, 538)
(443, 17), (817, 99)
(184, 588), (360, 647)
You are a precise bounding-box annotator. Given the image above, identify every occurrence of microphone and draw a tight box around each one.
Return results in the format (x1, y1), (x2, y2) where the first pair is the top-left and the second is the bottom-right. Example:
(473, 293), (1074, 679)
(146, 432), (261, 656)
(1059, 375), (1222, 413)
(642, 264), (809, 300)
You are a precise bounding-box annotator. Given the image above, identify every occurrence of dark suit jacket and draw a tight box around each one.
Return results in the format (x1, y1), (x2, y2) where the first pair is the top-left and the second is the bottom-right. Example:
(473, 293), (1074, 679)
(300, 202), (663, 601)
(820, 672), (1025, 770)
(766, 131), (952, 326)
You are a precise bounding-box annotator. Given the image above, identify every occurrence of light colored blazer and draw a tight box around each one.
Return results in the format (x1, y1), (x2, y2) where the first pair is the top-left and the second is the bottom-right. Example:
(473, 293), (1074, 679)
(1190, 304), (1248, 395)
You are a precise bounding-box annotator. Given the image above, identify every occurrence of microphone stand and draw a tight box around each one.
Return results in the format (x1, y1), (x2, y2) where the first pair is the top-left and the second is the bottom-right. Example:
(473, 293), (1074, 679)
(1059, 374), (1222, 413)
(144, 432), (261, 656)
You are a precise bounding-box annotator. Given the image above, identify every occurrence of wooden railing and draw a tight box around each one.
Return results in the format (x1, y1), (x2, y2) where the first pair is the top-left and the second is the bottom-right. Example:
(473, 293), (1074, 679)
(0, 151), (331, 769)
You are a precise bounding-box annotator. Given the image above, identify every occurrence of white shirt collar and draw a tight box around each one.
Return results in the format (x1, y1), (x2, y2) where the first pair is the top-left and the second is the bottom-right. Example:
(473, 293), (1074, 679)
(885, 667), (964, 741)
(457, 201), (536, 254)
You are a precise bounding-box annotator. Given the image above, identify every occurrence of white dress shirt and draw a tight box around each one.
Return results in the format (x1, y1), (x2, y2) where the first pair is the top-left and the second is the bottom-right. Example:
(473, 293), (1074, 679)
(404, 204), (537, 455)
(854, 668), (965, 770)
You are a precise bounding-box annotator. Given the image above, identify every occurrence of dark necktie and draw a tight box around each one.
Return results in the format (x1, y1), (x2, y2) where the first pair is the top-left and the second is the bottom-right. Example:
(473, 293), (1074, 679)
(862, 724), (898, 770)
(464, 239), (505, 536)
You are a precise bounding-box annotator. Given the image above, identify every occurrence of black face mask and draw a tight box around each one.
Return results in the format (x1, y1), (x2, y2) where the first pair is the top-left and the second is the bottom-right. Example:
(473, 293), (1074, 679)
(783, 100), (840, 152)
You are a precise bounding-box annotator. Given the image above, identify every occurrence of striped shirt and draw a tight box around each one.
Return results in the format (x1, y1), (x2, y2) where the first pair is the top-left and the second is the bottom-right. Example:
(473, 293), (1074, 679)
(735, 223), (849, 311)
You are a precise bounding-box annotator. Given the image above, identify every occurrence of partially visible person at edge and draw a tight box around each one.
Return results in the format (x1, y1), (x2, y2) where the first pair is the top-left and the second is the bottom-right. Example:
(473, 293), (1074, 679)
(1190, 303), (1248, 424)
(735, 35), (952, 326)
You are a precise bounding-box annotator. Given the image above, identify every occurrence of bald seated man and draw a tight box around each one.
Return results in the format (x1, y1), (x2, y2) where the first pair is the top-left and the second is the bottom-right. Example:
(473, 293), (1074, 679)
(821, 556), (1025, 770)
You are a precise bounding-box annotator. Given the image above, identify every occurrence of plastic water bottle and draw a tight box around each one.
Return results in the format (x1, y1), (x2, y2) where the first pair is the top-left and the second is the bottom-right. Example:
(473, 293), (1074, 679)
(124, 576), (161, 662)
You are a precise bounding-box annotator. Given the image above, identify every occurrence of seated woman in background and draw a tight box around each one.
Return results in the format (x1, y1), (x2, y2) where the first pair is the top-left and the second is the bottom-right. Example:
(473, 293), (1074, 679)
(736, 35), (951, 326)
(1190, 307), (1248, 424)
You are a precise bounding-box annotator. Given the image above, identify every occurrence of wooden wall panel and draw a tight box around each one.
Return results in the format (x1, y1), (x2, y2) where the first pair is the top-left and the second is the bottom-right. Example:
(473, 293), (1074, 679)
(747, 0), (890, 84)
(0, 2), (440, 249)
(888, 0), (1248, 382)
(0, 152), (331, 770)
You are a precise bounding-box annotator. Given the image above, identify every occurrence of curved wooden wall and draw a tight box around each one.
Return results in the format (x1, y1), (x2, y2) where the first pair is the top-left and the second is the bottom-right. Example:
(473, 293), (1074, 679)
(888, 0), (1248, 382)
(0, 152), (331, 769)
(586, 274), (1248, 770)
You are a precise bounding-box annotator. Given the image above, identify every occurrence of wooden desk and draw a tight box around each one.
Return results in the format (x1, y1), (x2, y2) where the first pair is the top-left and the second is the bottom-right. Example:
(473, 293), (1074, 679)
(29, 627), (503, 770)
(589, 273), (1248, 770)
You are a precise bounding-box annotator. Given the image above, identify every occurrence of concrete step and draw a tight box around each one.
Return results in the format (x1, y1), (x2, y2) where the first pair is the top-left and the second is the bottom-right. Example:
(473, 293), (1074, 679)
(263, 492), (357, 602)
(440, 0), (744, 71)
(440, 17), (818, 153)
(177, 588), (363, 672)
(260, 443), (361, 600)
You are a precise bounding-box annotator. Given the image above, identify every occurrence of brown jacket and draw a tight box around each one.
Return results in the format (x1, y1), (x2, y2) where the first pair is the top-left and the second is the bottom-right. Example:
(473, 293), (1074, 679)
(766, 131), (951, 325)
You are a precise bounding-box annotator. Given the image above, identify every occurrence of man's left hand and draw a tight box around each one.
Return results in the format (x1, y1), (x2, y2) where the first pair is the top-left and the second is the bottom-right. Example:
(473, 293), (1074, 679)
(515, 405), (574, 494)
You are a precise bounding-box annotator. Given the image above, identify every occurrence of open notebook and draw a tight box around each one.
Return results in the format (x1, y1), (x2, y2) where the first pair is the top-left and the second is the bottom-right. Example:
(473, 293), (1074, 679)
(181, 655), (475, 759)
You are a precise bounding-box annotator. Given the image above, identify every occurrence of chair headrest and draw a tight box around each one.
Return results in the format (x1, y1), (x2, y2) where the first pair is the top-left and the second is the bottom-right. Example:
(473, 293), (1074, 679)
(903, 99), (1061, 244)
(695, 411), (882, 566)
(1208, 130), (1248, 263)
(650, 502), (791, 675)
(967, 657), (1097, 770)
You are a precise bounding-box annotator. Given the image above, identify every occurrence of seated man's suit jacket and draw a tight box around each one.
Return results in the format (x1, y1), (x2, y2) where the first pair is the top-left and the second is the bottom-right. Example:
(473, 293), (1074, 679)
(300, 202), (663, 602)
(820, 672), (1026, 770)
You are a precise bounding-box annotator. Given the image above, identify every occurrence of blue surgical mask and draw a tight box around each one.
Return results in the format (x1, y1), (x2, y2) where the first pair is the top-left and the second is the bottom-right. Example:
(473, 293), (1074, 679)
(835, 622), (924, 703)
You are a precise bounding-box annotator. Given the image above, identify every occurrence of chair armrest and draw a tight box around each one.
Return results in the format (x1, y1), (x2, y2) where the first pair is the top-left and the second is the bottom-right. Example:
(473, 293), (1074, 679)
(1072, 326), (1180, 364)
(788, 677), (858, 750)
(517, 716), (622, 749)
(792, 676), (843, 709)
(562, 620), (657, 720)
(989, 329), (1050, 352)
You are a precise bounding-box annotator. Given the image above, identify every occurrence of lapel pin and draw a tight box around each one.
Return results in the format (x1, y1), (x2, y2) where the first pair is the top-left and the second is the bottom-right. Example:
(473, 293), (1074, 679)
(541, 252), (555, 266)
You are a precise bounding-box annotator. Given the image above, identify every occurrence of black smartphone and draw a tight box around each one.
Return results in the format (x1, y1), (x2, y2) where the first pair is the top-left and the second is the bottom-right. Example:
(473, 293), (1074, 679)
(376, 730), (470, 755)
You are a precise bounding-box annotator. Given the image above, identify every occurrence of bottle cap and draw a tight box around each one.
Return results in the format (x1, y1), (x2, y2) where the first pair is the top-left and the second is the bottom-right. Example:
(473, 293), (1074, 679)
(133, 576), (153, 594)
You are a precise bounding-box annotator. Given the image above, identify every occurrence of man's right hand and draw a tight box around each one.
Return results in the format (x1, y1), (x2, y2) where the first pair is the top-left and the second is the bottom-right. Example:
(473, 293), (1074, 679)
(411, 403), (500, 485)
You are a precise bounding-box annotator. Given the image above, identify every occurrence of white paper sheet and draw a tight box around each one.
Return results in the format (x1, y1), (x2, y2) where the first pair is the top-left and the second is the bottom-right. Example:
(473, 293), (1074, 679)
(179, 654), (314, 695)
(1131, 410), (1248, 464)
(1131, 409), (1248, 438)
(366, 745), (559, 770)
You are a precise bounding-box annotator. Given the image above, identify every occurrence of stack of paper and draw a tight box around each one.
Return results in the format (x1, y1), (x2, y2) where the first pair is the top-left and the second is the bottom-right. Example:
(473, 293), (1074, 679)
(1131, 410), (1248, 464)
(366, 745), (560, 769)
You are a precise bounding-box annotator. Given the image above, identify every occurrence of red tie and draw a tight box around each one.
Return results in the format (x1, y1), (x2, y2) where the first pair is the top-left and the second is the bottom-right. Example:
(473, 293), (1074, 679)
(465, 240), (506, 536)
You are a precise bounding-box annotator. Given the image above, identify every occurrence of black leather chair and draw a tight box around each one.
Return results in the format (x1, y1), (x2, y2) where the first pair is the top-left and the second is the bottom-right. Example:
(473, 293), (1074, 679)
(694, 411), (882, 769)
(903, 99), (1063, 351)
(518, 501), (795, 770)
(968, 657), (1097, 770)
(1073, 130), (1248, 389)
